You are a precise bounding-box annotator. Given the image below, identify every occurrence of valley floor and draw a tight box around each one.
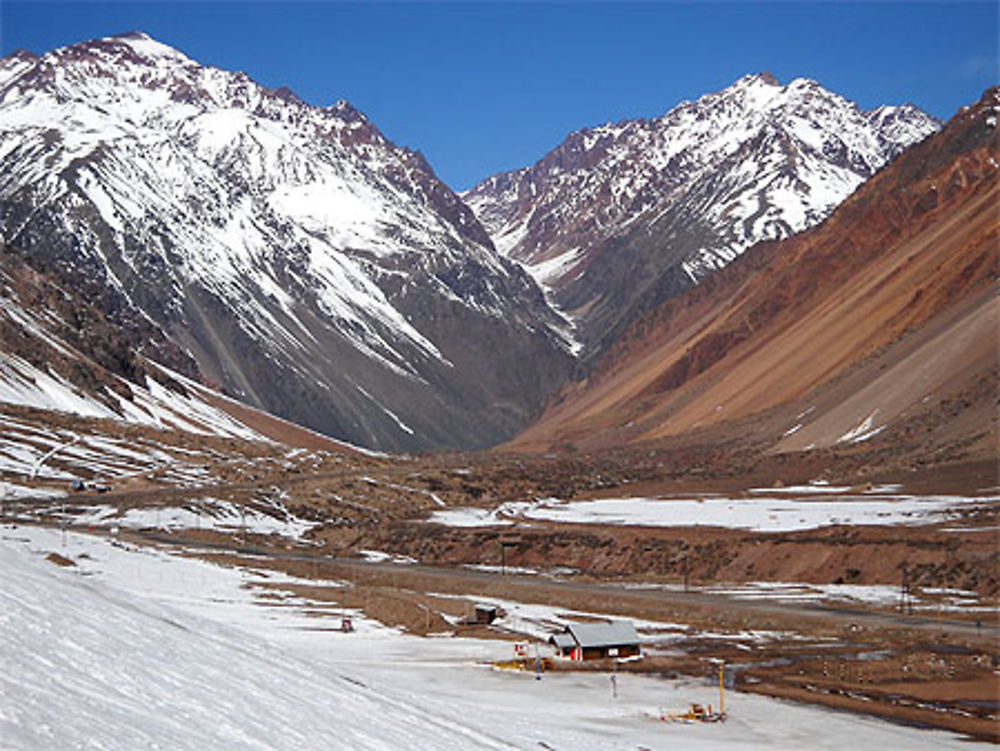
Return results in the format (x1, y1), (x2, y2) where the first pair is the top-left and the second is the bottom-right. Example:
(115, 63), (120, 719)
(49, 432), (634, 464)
(1, 523), (993, 750)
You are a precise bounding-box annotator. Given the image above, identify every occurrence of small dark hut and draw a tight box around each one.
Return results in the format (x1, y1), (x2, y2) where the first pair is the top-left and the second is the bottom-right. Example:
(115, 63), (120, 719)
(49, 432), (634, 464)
(473, 604), (498, 624)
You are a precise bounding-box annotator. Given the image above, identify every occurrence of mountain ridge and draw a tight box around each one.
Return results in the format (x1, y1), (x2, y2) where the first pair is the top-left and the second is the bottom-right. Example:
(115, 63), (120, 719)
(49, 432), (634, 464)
(465, 73), (940, 358)
(506, 86), (998, 468)
(0, 32), (574, 452)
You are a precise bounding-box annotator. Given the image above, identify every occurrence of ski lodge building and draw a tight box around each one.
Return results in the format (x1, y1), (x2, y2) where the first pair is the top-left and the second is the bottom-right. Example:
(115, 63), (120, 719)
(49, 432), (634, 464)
(549, 620), (641, 661)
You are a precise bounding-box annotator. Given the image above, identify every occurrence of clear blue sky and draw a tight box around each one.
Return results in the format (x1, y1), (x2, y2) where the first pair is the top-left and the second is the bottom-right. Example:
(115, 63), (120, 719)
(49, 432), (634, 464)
(2, 2), (996, 190)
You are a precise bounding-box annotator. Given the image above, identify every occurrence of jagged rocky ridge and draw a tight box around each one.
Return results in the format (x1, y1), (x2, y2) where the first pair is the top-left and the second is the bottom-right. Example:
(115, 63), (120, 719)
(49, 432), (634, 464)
(465, 73), (940, 357)
(0, 32), (574, 451)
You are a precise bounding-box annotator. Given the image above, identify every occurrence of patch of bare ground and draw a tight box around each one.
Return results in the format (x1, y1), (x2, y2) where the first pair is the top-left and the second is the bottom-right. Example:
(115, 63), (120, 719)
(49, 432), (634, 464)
(45, 551), (75, 567)
(583, 639), (999, 742)
(732, 634), (1000, 744)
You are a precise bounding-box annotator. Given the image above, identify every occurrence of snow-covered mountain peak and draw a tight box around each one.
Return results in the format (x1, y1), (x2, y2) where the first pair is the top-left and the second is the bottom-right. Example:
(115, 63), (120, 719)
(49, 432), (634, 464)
(0, 33), (572, 450)
(6, 32), (393, 160)
(718, 71), (783, 106)
(464, 73), (940, 357)
(31, 31), (201, 95)
(92, 30), (196, 64)
(731, 71), (779, 86)
(15, 33), (301, 125)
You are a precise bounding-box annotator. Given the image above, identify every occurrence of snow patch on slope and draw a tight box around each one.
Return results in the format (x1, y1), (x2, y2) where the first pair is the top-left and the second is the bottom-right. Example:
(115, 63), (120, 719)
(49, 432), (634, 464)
(0, 351), (261, 441)
(430, 492), (997, 532)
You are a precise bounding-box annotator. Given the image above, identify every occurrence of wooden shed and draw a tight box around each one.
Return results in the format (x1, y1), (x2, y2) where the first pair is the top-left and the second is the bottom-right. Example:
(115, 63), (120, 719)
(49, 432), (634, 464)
(549, 620), (641, 661)
(473, 604), (498, 624)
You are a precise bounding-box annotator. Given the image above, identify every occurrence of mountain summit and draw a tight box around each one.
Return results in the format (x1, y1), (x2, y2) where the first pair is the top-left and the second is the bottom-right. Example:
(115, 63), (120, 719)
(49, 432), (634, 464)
(0, 33), (574, 451)
(464, 73), (940, 357)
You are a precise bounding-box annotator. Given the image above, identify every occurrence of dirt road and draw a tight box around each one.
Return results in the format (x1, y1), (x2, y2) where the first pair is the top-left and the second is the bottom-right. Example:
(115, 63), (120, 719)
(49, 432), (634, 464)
(118, 528), (998, 641)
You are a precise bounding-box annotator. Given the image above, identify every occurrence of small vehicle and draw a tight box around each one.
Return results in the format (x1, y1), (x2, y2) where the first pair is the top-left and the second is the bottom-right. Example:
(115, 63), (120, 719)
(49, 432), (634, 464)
(70, 479), (111, 493)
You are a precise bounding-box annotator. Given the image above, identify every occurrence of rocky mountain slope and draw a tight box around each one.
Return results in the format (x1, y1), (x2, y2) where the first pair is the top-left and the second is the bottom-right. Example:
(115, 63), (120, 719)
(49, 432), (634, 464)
(0, 242), (268, 441)
(465, 74), (939, 356)
(507, 87), (999, 472)
(0, 33), (573, 452)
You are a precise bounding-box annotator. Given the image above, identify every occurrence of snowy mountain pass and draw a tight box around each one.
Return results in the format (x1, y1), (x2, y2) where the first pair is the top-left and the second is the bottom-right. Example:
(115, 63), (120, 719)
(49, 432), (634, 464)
(0, 525), (984, 750)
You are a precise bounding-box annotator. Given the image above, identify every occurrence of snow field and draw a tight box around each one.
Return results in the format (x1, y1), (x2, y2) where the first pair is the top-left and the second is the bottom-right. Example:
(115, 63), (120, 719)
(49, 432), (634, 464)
(43, 497), (318, 539)
(0, 481), (65, 501)
(430, 491), (997, 533)
(685, 582), (995, 613)
(0, 528), (507, 750)
(0, 526), (985, 749)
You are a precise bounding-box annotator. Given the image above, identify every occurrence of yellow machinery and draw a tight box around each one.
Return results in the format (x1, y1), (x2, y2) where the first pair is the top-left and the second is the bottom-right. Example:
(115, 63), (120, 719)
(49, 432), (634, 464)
(663, 660), (727, 723)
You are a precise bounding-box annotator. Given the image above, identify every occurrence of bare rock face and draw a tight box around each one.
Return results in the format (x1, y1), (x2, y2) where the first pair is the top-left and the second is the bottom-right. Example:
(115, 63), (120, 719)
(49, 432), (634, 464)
(464, 73), (940, 357)
(0, 33), (574, 451)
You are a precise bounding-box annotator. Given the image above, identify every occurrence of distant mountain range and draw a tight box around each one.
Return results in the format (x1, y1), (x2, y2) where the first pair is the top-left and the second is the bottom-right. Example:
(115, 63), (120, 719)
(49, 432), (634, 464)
(0, 33), (965, 454)
(465, 73), (939, 356)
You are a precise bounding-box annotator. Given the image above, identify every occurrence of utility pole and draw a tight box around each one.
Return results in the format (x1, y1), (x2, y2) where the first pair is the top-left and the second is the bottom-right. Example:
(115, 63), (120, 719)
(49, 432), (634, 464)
(499, 540), (517, 576)
(719, 659), (726, 717)
(900, 564), (909, 615)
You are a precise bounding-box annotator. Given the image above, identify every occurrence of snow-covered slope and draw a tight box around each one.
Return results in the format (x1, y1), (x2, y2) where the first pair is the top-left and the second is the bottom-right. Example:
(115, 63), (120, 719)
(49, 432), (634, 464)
(0, 33), (573, 451)
(0, 532), (511, 750)
(0, 354), (260, 437)
(465, 73), (940, 355)
(0, 245), (264, 446)
(2, 526), (982, 750)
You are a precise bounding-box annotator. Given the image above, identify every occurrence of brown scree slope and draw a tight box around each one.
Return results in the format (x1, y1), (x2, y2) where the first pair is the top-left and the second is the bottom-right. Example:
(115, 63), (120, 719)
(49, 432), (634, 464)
(508, 87), (999, 457)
